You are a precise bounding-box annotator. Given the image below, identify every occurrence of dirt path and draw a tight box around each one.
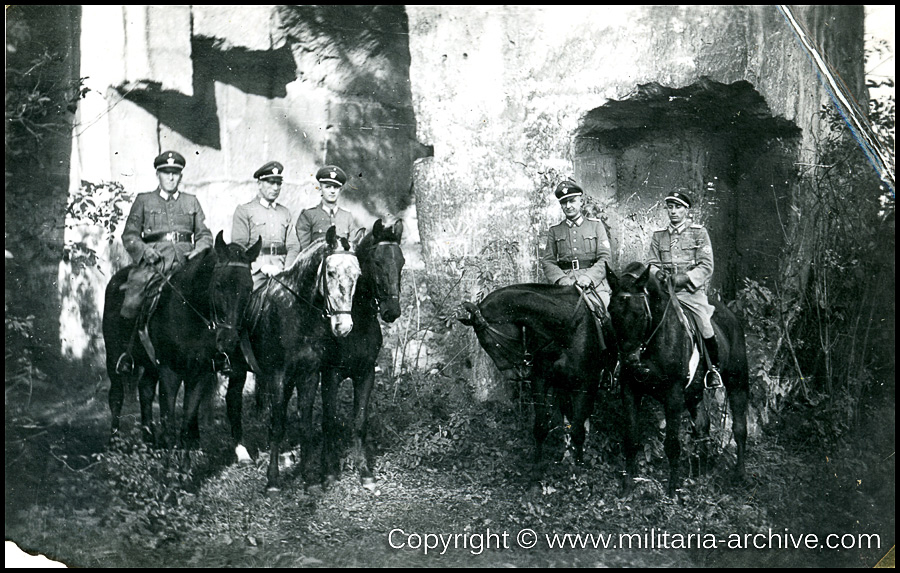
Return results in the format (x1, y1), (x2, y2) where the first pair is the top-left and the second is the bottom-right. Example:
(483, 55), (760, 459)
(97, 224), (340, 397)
(5, 371), (894, 568)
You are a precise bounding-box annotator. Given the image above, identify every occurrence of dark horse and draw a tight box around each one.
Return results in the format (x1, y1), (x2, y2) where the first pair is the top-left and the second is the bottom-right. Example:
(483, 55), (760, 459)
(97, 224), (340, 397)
(606, 262), (749, 496)
(103, 231), (261, 448)
(458, 284), (617, 478)
(226, 226), (363, 490)
(320, 219), (404, 488)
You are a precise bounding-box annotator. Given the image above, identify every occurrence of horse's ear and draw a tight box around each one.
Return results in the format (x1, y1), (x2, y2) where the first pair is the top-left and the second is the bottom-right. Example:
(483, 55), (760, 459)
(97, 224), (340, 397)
(373, 218), (384, 238)
(457, 301), (482, 327)
(392, 219), (403, 241)
(636, 263), (652, 289)
(350, 227), (367, 250)
(246, 235), (263, 263)
(215, 230), (227, 251)
(325, 225), (337, 247)
(605, 261), (618, 292)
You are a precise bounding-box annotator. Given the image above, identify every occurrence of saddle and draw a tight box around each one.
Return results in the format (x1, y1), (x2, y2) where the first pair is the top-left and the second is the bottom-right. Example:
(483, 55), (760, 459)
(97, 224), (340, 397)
(575, 284), (609, 352)
(664, 279), (717, 389)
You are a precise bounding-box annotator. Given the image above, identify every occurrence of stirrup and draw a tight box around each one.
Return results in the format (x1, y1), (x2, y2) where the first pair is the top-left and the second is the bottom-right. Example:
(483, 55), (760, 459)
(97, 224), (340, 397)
(115, 352), (135, 374)
(703, 367), (723, 389)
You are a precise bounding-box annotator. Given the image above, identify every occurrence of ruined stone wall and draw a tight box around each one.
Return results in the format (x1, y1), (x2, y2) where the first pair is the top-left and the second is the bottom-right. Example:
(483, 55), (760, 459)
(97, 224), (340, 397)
(407, 5), (866, 290)
(66, 6), (424, 364)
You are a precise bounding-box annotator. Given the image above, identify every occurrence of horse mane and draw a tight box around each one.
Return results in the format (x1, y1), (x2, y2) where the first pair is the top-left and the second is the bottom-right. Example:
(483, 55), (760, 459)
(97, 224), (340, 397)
(480, 283), (585, 336)
(168, 247), (218, 306)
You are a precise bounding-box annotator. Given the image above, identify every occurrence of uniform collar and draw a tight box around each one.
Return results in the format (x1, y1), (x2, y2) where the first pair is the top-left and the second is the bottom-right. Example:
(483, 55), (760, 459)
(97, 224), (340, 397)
(320, 202), (339, 216)
(668, 220), (689, 235)
(259, 197), (277, 209)
(159, 189), (180, 201)
(565, 215), (584, 228)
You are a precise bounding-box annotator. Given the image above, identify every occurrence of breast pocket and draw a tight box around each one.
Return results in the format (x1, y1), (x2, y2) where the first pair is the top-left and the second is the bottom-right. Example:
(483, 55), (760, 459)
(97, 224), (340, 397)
(584, 235), (598, 253)
(174, 212), (195, 231)
(555, 237), (569, 258)
(147, 208), (167, 232)
(657, 243), (672, 263)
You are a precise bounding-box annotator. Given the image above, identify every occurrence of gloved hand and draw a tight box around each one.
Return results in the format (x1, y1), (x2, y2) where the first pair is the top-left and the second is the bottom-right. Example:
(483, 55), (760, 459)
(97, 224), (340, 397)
(575, 274), (593, 288)
(656, 270), (669, 283)
(557, 275), (576, 287)
(143, 247), (161, 264)
(673, 272), (692, 289)
(259, 264), (280, 276)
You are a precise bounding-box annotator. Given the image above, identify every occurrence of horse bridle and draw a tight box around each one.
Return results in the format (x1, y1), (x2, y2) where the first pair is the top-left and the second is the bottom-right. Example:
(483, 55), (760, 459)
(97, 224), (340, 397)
(474, 295), (586, 377)
(316, 251), (360, 318)
(264, 250), (359, 319)
(610, 286), (671, 356)
(155, 259), (252, 374)
(368, 241), (402, 313)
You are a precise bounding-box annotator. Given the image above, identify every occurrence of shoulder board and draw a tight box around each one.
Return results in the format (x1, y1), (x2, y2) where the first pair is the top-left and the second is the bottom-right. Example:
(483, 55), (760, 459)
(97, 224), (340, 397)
(690, 224), (703, 229)
(586, 217), (602, 222)
(653, 228), (668, 234)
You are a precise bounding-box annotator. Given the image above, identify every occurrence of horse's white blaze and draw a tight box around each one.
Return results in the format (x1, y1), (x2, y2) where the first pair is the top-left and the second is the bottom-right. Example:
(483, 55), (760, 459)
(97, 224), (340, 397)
(323, 252), (360, 337)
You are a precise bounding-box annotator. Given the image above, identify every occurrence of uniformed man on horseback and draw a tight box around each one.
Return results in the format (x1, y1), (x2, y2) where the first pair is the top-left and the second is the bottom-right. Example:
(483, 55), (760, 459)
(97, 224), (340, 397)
(539, 179), (612, 351)
(231, 161), (301, 290)
(295, 165), (360, 249)
(647, 189), (723, 388)
(119, 151), (213, 319)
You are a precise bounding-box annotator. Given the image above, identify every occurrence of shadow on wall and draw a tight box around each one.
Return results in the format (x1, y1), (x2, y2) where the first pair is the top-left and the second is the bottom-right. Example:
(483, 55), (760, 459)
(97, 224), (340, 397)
(118, 40), (299, 150)
(576, 77), (802, 299)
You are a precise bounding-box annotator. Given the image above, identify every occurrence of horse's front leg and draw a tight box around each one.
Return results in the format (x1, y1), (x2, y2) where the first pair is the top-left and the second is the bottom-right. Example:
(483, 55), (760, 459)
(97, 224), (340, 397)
(728, 381), (750, 484)
(568, 379), (599, 466)
(620, 380), (641, 495)
(137, 367), (158, 445)
(351, 368), (377, 488)
(264, 371), (288, 491)
(663, 382), (686, 497)
(157, 366), (181, 449)
(180, 369), (215, 450)
(296, 371), (323, 488)
(320, 367), (343, 484)
(107, 367), (127, 443)
(530, 378), (551, 478)
(226, 369), (252, 465)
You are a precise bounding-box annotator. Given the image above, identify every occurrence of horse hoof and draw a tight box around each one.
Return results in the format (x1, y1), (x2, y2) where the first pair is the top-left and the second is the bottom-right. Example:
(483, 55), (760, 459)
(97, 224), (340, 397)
(361, 476), (377, 491)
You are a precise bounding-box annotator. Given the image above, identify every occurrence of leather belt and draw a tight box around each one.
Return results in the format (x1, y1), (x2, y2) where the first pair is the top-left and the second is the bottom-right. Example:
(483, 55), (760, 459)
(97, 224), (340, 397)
(556, 259), (596, 271)
(143, 231), (193, 243)
(262, 244), (288, 256)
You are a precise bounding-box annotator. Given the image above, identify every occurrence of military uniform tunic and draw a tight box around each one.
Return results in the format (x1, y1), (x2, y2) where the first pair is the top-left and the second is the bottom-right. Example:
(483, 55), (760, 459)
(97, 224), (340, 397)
(122, 189), (213, 273)
(232, 197), (301, 289)
(647, 221), (716, 337)
(540, 216), (611, 290)
(294, 203), (359, 250)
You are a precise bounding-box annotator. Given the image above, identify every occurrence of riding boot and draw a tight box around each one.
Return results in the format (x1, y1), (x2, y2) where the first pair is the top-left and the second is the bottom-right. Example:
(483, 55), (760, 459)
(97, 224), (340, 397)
(120, 265), (154, 319)
(703, 335), (723, 388)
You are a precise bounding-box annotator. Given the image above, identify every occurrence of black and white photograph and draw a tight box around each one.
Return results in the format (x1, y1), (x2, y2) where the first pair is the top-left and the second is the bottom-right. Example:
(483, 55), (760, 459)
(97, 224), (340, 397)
(6, 5), (894, 567)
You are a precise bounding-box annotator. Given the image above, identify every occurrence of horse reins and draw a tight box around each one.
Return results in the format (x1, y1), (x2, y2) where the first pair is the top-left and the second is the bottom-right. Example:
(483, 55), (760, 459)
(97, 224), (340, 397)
(476, 294), (587, 372)
(153, 260), (251, 332)
(368, 241), (402, 313)
(611, 286), (671, 356)
(153, 259), (252, 374)
(266, 251), (359, 319)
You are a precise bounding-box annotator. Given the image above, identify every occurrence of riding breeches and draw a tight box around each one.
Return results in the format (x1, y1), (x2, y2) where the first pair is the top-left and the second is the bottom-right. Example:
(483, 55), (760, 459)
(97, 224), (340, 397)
(675, 290), (716, 339)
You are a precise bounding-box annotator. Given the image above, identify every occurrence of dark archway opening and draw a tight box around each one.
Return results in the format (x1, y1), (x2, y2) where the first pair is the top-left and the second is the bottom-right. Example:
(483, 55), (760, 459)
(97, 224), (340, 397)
(575, 78), (801, 299)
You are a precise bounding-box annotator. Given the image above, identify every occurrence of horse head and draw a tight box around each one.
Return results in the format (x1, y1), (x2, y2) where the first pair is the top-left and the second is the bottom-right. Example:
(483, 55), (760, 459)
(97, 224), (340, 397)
(210, 231), (261, 372)
(606, 261), (656, 370)
(360, 218), (405, 322)
(320, 226), (363, 337)
(458, 300), (525, 373)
